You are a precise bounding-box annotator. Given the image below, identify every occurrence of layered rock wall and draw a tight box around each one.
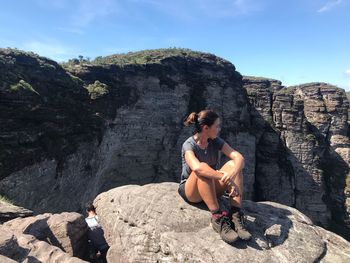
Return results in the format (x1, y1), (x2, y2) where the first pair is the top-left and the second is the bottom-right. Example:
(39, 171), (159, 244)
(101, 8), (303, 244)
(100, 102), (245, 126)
(0, 48), (349, 239)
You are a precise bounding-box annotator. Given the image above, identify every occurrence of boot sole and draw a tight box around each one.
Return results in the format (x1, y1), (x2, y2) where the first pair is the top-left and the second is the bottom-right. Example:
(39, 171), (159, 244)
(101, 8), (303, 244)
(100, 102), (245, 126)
(211, 223), (239, 243)
(222, 233), (239, 244)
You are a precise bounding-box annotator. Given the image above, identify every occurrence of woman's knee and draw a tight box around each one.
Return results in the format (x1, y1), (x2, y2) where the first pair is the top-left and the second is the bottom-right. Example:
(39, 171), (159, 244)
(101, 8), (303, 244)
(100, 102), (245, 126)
(219, 161), (244, 181)
(184, 174), (202, 203)
(218, 159), (235, 172)
(225, 159), (235, 167)
(190, 171), (214, 183)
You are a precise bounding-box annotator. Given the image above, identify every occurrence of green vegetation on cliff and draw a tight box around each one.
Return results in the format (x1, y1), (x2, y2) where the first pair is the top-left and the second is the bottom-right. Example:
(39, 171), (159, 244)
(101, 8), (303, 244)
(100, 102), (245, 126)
(93, 48), (205, 65)
(61, 48), (233, 69)
(0, 194), (13, 204)
(10, 80), (40, 95)
(86, 80), (109, 100)
(0, 48), (103, 180)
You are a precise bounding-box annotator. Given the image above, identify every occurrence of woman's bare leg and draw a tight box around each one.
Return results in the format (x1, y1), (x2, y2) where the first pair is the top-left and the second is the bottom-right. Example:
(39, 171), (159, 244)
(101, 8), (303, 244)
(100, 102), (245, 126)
(214, 161), (251, 240)
(214, 160), (243, 208)
(184, 171), (219, 211)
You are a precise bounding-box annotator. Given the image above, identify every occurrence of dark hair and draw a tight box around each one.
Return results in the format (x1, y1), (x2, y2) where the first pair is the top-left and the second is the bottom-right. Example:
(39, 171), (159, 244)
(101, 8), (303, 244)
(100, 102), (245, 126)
(85, 202), (96, 212)
(184, 109), (219, 134)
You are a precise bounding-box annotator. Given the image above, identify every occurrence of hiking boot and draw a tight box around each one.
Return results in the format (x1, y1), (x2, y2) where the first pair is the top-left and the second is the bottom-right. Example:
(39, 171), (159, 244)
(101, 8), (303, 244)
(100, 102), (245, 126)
(211, 211), (239, 244)
(231, 210), (252, 240)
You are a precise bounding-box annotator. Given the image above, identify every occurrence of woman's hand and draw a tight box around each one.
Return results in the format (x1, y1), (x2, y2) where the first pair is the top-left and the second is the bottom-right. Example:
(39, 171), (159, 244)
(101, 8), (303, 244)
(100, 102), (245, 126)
(218, 171), (241, 197)
(228, 182), (240, 197)
(217, 170), (228, 182)
(219, 171), (238, 186)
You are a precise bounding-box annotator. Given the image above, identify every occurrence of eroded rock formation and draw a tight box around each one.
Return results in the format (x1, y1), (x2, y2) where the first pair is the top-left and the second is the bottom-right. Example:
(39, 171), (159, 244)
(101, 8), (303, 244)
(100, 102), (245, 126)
(244, 77), (350, 235)
(0, 201), (33, 223)
(0, 212), (88, 262)
(0, 48), (349, 241)
(93, 182), (350, 263)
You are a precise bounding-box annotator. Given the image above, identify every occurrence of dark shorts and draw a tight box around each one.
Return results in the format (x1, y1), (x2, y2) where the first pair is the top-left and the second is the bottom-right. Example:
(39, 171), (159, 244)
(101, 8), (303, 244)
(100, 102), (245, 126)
(178, 181), (207, 209)
(178, 181), (191, 203)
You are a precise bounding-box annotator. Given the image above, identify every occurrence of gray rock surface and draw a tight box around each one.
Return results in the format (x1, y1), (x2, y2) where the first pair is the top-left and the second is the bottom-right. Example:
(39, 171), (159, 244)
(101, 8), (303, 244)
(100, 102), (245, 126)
(0, 254), (17, 263)
(93, 182), (350, 263)
(0, 200), (33, 223)
(0, 48), (349, 240)
(244, 77), (350, 236)
(0, 224), (87, 262)
(0, 225), (18, 259)
(4, 212), (88, 258)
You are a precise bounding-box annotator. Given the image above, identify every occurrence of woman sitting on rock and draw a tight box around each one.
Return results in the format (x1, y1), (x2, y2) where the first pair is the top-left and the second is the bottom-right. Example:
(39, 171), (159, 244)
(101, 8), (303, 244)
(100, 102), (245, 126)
(178, 109), (251, 244)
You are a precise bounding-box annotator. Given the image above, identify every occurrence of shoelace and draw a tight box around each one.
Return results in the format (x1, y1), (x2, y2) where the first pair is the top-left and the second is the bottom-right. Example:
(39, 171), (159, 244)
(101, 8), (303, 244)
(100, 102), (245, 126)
(239, 211), (247, 226)
(220, 216), (234, 233)
(233, 211), (247, 230)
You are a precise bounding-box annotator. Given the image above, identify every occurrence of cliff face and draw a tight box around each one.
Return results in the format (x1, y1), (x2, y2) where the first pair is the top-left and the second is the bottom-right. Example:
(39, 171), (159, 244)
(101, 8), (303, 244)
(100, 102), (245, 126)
(244, 77), (350, 236)
(0, 48), (103, 179)
(0, 48), (349, 239)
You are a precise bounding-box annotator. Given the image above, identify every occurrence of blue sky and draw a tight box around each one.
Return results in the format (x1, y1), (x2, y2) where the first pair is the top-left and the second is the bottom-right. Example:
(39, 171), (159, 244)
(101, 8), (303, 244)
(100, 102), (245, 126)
(1, 0), (350, 90)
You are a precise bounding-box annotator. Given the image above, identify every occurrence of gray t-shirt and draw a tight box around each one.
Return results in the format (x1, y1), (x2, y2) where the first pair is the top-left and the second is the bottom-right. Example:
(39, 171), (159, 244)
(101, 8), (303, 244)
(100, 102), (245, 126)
(180, 135), (226, 184)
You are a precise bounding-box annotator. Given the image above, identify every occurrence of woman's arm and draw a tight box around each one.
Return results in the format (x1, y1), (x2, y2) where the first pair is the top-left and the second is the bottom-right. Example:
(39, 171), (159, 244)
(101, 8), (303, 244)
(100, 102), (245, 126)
(184, 150), (224, 180)
(221, 143), (245, 181)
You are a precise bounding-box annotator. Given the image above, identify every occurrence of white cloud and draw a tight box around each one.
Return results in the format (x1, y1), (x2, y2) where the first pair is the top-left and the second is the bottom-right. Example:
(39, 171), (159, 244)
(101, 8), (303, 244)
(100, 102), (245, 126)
(36, 0), (261, 31)
(317, 0), (342, 13)
(22, 40), (78, 62)
(35, 0), (119, 28)
(71, 0), (119, 27)
(344, 68), (350, 76)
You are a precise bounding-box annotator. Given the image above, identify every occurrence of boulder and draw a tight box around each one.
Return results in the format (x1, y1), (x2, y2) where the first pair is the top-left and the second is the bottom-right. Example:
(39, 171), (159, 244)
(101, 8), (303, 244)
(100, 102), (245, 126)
(0, 200), (33, 223)
(0, 224), (87, 262)
(0, 255), (17, 263)
(92, 182), (350, 263)
(4, 212), (88, 258)
(0, 225), (19, 259)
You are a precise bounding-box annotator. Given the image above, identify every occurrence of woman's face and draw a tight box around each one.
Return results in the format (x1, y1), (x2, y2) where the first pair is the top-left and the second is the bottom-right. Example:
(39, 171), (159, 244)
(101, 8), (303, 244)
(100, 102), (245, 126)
(204, 118), (221, 139)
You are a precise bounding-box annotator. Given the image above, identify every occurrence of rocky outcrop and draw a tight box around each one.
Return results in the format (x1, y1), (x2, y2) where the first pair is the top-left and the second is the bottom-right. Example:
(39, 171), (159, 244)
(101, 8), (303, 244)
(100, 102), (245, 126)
(0, 200), (33, 223)
(0, 255), (16, 263)
(0, 223), (87, 262)
(0, 48), (349, 241)
(244, 77), (350, 237)
(3, 212), (88, 258)
(92, 182), (350, 263)
(0, 48), (103, 212)
(0, 48), (253, 214)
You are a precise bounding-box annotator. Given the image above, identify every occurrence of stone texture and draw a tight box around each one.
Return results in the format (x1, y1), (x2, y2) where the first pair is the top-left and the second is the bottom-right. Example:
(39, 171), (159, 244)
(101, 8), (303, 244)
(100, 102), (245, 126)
(244, 77), (350, 237)
(0, 48), (349, 241)
(0, 225), (18, 259)
(0, 200), (33, 223)
(0, 48), (252, 215)
(4, 212), (88, 258)
(92, 182), (350, 263)
(16, 234), (87, 263)
(0, 48), (103, 187)
(0, 224), (87, 262)
(0, 255), (17, 263)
